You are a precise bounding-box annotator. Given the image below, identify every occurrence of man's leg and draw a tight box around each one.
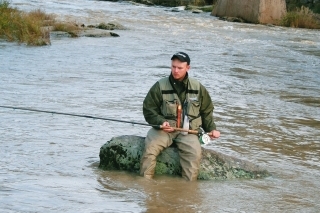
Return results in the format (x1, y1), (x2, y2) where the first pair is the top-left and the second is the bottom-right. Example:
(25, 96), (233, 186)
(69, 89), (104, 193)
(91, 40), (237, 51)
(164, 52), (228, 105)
(175, 134), (202, 181)
(140, 128), (173, 179)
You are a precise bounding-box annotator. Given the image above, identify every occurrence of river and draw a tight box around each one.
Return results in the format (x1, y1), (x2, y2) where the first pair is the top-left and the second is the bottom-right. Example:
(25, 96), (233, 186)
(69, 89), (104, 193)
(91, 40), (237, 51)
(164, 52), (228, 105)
(0, 0), (319, 212)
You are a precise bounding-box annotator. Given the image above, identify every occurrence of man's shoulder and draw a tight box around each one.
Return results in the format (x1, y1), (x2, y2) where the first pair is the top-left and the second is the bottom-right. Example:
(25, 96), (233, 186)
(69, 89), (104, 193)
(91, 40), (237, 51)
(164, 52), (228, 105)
(158, 76), (169, 83)
(187, 77), (201, 90)
(157, 77), (171, 90)
(150, 80), (160, 90)
(188, 77), (200, 84)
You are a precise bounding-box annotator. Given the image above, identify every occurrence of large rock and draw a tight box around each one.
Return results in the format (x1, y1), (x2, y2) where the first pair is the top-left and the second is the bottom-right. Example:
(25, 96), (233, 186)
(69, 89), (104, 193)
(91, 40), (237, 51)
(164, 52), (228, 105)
(212, 0), (287, 24)
(99, 135), (269, 180)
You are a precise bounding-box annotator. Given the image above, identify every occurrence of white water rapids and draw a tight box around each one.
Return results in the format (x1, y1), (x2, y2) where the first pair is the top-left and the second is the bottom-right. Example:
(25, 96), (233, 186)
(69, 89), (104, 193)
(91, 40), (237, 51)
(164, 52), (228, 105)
(0, 0), (319, 212)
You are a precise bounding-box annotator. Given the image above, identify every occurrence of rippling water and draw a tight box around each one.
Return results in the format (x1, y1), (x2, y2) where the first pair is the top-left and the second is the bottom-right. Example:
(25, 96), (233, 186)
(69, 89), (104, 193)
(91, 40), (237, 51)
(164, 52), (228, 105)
(1, 0), (320, 212)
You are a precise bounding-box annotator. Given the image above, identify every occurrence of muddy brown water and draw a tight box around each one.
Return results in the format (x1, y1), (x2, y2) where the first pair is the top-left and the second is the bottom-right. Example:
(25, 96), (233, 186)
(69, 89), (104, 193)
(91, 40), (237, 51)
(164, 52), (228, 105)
(0, 0), (319, 212)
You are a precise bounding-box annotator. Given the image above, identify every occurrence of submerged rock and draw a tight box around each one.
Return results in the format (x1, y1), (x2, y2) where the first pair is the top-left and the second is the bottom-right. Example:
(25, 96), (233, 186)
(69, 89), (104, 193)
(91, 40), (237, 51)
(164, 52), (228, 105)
(99, 135), (270, 180)
(79, 29), (120, 37)
(50, 29), (120, 38)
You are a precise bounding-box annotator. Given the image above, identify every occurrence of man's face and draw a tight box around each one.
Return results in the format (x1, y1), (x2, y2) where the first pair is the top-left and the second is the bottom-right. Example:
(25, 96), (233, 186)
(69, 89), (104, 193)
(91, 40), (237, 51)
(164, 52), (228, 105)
(171, 59), (190, 81)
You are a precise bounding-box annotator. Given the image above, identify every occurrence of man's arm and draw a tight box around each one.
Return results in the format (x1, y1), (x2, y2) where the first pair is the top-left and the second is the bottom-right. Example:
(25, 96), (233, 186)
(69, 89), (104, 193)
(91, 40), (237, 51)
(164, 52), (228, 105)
(143, 82), (166, 127)
(199, 83), (216, 132)
(199, 83), (220, 138)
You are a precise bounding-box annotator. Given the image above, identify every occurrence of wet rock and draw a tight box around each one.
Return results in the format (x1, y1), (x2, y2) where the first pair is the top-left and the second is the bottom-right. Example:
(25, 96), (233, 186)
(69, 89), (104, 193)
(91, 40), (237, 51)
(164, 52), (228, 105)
(192, 9), (203, 13)
(110, 32), (120, 37)
(168, 6), (186, 12)
(50, 29), (120, 38)
(185, 5), (214, 13)
(129, 0), (189, 7)
(50, 31), (73, 38)
(96, 22), (127, 30)
(99, 135), (270, 180)
(174, 6), (186, 11)
(79, 29), (118, 37)
(171, 8), (182, 12)
(219, 16), (246, 23)
(46, 20), (126, 40)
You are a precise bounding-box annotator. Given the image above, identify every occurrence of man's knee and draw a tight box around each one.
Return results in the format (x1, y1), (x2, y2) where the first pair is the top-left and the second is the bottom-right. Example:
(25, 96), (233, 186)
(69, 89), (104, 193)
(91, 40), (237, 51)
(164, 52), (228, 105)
(177, 135), (201, 156)
(144, 128), (172, 152)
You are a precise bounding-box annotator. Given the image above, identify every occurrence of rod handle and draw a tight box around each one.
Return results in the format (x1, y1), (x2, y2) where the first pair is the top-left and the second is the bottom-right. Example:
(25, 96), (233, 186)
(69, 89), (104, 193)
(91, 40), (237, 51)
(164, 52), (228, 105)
(160, 126), (213, 136)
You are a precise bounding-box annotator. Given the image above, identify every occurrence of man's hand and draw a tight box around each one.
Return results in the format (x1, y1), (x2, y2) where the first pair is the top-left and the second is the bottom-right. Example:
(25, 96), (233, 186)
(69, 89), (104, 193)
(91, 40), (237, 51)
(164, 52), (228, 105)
(161, 121), (175, 133)
(209, 130), (220, 139)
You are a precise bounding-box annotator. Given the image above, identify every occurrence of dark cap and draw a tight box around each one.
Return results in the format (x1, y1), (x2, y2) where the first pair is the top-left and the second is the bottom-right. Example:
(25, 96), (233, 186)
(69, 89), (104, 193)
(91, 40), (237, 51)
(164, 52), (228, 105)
(171, 52), (190, 65)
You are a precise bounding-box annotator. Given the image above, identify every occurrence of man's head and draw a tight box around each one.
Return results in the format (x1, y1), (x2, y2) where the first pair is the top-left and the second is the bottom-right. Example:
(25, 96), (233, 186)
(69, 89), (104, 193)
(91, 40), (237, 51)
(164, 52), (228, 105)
(171, 52), (190, 81)
(171, 52), (190, 65)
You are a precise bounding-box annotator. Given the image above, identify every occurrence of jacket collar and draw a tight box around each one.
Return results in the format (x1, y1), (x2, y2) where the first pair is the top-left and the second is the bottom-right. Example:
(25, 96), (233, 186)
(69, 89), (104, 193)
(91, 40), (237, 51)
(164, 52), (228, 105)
(169, 73), (189, 86)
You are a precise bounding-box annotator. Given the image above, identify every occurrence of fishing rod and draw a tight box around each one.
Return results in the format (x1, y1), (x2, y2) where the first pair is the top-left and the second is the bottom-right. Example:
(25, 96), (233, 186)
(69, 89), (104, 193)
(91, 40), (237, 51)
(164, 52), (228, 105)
(0, 105), (209, 137)
(0, 104), (158, 127)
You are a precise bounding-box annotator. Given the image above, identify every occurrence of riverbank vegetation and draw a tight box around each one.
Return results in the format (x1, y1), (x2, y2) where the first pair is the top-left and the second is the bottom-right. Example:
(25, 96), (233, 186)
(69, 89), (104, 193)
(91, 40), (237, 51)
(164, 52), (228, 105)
(1, 0), (319, 46)
(0, 0), (80, 45)
(280, 6), (320, 29)
(286, 0), (320, 14)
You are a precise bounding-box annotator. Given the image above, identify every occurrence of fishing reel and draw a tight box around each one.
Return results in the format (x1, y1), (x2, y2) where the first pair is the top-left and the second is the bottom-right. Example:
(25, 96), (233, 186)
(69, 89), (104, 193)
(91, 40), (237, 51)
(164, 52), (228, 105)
(198, 127), (211, 145)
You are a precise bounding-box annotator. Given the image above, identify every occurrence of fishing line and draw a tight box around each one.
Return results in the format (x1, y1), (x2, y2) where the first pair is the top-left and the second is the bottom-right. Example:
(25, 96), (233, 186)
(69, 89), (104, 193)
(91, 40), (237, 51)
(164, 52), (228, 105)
(0, 105), (212, 143)
(0, 105), (159, 128)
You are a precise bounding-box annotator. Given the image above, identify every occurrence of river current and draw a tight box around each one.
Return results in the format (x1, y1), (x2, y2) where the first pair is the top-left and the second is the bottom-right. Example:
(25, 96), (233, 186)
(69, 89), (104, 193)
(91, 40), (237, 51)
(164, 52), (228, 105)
(0, 0), (319, 212)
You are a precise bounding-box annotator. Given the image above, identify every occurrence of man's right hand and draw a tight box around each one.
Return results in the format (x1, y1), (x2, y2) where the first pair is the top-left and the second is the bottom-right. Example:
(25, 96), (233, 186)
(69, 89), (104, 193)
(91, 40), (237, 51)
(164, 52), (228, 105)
(161, 121), (175, 133)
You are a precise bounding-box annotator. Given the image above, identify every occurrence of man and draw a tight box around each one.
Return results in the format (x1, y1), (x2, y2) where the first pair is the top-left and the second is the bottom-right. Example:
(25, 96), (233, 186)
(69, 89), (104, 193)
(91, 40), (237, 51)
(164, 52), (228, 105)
(140, 52), (220, 181)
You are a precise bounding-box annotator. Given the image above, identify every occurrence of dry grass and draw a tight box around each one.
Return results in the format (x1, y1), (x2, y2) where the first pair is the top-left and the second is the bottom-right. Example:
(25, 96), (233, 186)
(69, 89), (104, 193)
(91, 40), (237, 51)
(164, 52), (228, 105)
(52, 22), (80, 37)
(0, 1), (50, 45)
(280, 6), (320, 29)
(192, 0), (206, 6)
(0, 0), (80, 45)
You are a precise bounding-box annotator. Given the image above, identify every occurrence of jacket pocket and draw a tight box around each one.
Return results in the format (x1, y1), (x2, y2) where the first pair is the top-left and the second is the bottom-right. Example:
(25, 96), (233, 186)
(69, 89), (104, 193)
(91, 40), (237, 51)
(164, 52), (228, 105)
(187, 100), (200, 118)
(161, 100), (177, 117)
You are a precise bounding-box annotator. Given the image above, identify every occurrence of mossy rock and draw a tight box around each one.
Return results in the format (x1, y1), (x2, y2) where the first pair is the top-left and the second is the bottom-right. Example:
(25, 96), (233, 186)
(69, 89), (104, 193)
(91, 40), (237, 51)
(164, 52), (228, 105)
(99, 135), (270, 180)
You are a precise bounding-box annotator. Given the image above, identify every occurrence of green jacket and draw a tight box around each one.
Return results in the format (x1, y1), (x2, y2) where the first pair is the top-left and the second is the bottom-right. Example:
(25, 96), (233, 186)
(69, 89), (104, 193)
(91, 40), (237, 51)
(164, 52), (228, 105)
(143, 73), (216, 132)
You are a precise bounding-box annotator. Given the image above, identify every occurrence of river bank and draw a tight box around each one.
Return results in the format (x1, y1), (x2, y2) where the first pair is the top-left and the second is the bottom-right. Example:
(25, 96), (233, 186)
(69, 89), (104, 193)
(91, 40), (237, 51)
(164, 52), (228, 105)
(0, 1), (125, 45)
(1, 0), (319, 46)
